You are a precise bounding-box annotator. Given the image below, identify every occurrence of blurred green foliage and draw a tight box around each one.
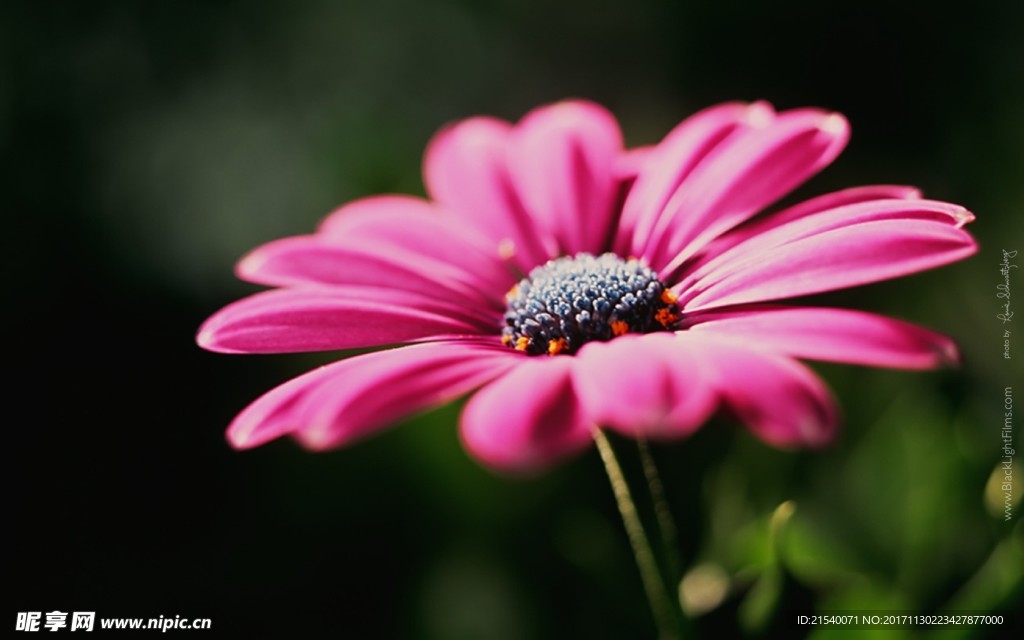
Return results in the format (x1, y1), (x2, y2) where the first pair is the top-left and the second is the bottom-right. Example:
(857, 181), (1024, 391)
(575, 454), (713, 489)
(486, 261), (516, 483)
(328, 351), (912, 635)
(6, 0), (1021, 637)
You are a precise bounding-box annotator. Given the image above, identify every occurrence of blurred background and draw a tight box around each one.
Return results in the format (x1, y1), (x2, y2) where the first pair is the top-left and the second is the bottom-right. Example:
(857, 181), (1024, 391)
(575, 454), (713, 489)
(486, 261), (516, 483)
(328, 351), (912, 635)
(5, 0), (1022, 637)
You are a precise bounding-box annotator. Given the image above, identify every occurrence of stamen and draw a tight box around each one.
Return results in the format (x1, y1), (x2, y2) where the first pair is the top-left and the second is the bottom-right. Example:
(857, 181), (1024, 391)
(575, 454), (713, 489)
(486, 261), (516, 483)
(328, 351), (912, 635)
(655, 307), (679, 328)
(502, 253), (681, 356)
(547, 337), (568, 356)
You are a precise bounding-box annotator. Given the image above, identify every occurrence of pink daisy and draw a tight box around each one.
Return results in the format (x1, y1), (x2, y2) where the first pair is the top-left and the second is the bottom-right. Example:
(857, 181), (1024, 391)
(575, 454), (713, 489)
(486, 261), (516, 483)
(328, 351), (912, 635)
(197, 100), (976, 473)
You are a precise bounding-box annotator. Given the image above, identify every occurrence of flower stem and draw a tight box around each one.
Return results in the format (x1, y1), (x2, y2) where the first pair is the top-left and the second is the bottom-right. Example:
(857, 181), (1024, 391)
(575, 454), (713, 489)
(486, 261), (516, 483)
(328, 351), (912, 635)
(593, 429), (681, 640)
(637, 438), (681, 582)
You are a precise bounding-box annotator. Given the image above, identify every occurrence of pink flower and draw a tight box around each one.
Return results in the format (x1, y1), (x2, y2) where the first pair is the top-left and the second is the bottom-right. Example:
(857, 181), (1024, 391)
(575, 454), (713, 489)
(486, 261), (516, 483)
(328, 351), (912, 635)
(197, 100), (976, 472)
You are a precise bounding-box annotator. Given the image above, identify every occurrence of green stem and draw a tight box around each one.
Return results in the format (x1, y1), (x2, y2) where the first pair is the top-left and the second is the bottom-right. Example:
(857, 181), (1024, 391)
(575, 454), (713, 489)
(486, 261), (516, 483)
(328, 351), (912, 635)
(593, 429), (680, 640)
(637, 438), (682, 582)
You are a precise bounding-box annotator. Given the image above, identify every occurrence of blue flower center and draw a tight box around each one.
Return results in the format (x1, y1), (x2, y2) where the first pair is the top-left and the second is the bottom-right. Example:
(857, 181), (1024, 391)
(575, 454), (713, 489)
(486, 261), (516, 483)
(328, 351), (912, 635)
(501, 253), (681, 356)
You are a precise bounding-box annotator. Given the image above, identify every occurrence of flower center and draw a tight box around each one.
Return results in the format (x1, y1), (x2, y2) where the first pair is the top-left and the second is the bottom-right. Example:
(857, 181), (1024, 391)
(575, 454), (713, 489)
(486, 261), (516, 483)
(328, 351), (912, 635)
(501, 253), (681, 356)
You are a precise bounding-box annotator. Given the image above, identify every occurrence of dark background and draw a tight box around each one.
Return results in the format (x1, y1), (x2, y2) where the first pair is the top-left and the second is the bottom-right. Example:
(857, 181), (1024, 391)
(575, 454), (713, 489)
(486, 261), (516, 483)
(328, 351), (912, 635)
(5, 1), (1022, 637)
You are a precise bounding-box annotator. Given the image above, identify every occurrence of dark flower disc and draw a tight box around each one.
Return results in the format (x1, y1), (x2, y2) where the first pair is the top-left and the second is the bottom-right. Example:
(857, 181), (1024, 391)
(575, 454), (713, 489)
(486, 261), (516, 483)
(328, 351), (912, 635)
(501, 252), (681, 356)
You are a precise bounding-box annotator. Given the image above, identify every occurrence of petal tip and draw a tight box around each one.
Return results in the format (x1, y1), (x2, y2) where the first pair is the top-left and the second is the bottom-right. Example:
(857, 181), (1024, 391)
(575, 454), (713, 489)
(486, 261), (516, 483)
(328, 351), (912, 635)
(950, 206), (976, 228)
(819, 112), (848, 136)
(744, 101), (775, 128)
(226, 409), (287, 450)
(196, 321), (244, 354)
(537, 99), (616, 130)
(937, 339), (962, 368)
(196, 325), (218, 351)
(235, 250), (266, 281)
(225, 426), (255, 450)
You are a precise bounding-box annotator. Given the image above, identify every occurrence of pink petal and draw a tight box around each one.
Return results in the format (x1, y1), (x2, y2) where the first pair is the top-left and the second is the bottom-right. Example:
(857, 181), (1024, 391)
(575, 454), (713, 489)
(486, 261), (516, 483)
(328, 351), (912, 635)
(197, 287), (490, 354)
(239, 235), (469, 295)
(678, 198), (974, 286)
(679, 333), (839, 447)
(317, 196), (514, 294)
(572, 334), (717, 439)
(226, 360), (351, 449)
(238, 223), (511, 311)
(617, 101), (767, 256)
(423, 116), (553, 270)
(690, 185), (925, 268)
(685, 306), (959, 369)
(316, 194), (437, 235)
(460, 357), (594, 473)
(650, 108), (850, 273)
(615, 145), (654, 180)
(292, 341), (519, 450)
(507, 100), (623, 255)
(678, 218), (977, 311)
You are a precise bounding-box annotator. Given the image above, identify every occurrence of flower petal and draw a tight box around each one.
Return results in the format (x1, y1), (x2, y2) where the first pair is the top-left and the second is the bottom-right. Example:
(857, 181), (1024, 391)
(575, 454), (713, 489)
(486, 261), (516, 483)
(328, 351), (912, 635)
(507, 100), (623, 255)
(689, 185), (925, 268)
(237, 236), (500, 309)
(460, 357), (593, 473)
(423, 116), (553, 269)
(679, 333), (839, 447)
(292, 341), (519, 450)
(615, 145), (654, 181)
(316, 194), (436, 235)
(617, 101), (766, 256)
(678, 198), (974, 287)
(197, 287), (489, 354)
(678, 218), (977, 311)
(239, 200), (515, 311)
(225, 361), (349, 449)
(317, 196), (514, 296)
(686, 305), (959, 369)
(572, 334), (717, 439)
(225, 341), (515, 449)
(646, 108), (850, 273)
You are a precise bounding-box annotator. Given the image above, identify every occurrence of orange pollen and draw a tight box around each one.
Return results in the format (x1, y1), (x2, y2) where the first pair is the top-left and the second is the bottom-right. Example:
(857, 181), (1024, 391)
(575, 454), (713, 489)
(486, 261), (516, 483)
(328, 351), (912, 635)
(655, 308), (679, 327)
(515, 336), (531, 351)
(660, 289), (678, 305)
(611, 320), (630, 336)
(506, 285), (519, 300)
(547, 337), (567, 356)
(501, 334), (513, 346)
